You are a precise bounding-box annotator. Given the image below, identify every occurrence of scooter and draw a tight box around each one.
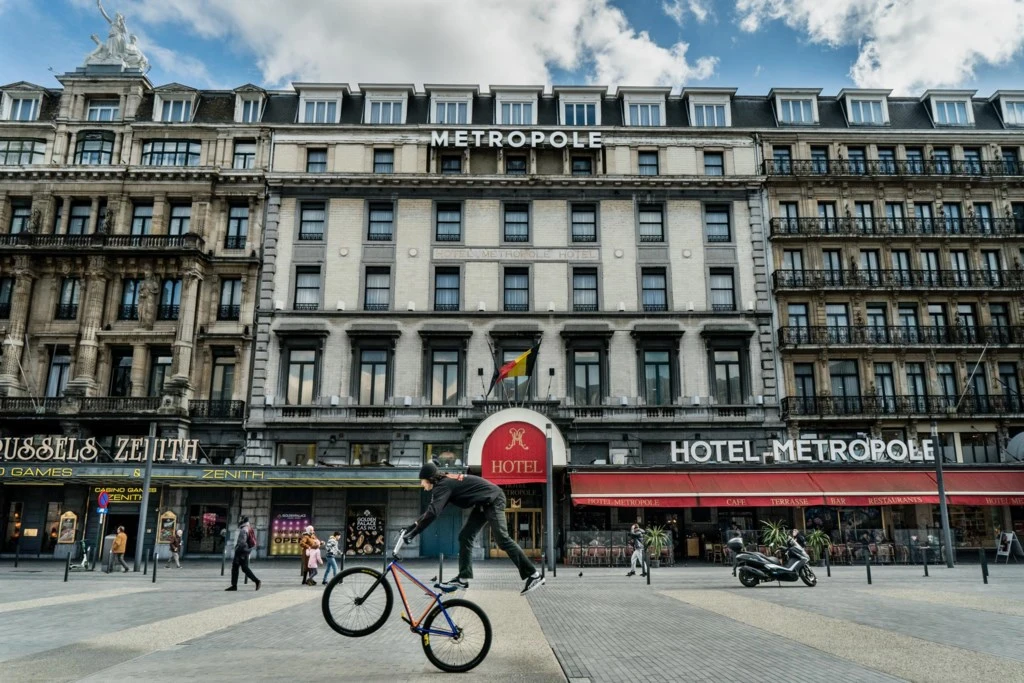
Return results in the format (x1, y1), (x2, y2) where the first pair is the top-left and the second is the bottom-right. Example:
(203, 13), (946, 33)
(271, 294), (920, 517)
(68, 539), (91, 572)
(726, 536), (816, 587)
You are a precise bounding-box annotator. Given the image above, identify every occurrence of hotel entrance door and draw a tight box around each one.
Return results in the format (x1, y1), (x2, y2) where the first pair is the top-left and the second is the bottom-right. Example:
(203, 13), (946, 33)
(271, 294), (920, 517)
(489, 508), (543, 560)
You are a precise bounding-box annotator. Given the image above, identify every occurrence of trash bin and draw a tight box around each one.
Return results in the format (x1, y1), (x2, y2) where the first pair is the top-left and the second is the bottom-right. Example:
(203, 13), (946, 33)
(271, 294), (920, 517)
(102, 534), (117, 571)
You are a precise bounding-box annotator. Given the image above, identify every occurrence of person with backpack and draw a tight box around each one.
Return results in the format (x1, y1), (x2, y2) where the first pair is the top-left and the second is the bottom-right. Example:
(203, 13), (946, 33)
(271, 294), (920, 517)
(321, 530), (342, 585)
(306, 538), (323, 584)
(626, 523), (647, 577)
(225, 515), (260, 591)
(403, 462), (544, 595)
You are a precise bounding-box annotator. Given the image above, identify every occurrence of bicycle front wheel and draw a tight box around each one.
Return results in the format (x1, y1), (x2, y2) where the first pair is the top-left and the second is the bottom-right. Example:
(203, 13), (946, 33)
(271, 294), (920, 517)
(322, 566), (393, 637)
(420, 597), (492, 673)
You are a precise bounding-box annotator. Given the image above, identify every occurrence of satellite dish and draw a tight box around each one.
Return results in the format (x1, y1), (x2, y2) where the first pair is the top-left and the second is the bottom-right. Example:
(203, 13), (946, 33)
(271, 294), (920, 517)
(1004, 432), (1024, 462)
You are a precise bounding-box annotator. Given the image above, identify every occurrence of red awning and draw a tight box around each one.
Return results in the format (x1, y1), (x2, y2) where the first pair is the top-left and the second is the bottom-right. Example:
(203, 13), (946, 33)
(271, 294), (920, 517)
(942, 471), (1024, 506)
(688, 472), (824, 507)
(570, 472), (698, 508)
(809, 471), (939, 506)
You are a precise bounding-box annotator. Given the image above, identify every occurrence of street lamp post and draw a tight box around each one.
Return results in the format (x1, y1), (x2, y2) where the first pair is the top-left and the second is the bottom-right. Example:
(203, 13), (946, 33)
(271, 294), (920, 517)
(133, 421), (157, 572)
(931, 420), (955, 568)
(545, 423), (555, 573)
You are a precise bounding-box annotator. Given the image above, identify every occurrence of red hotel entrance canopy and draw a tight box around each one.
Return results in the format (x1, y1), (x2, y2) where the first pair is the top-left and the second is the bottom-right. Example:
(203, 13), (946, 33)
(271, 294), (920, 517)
(569, 470), (1024, 508)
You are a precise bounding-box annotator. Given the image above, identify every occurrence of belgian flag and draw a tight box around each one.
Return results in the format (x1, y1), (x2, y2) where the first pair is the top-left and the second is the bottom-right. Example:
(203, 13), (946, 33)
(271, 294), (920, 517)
(487, 341), (540, 397)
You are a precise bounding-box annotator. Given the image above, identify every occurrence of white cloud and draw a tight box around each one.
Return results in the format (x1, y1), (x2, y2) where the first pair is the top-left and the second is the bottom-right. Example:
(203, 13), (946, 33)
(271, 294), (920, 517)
(735, 0), (1024, 93)
(663, 0), (712, 26)
(119, 0), (716, 89)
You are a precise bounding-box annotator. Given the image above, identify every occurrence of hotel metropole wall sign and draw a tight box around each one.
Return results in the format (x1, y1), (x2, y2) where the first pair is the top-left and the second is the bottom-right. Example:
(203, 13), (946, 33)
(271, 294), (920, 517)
(0, 436), (201, 464)
(431, 129), (603, 149)
(671, 438), (937, 465)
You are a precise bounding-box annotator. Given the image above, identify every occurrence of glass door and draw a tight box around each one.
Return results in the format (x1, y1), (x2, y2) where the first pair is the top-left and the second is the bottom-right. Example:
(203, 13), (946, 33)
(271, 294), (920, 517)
(490, 508), (543, 560)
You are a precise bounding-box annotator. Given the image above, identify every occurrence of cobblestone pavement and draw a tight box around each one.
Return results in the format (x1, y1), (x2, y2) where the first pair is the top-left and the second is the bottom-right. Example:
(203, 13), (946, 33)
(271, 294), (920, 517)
(1, 559), (1022, 682)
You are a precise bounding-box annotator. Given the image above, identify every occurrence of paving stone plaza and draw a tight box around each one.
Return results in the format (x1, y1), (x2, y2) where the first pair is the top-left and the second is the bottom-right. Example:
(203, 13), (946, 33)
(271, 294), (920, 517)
(1, 559), (1022, 682)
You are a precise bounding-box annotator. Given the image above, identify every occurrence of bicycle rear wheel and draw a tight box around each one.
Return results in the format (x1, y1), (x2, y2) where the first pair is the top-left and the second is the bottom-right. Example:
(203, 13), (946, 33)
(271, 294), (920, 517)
(322, 567), (393, 637)
(420, 598), (492, 673)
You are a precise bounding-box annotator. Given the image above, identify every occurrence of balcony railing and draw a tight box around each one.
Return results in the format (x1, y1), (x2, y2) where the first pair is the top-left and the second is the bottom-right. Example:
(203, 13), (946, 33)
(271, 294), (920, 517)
(117, 304), (139, 320)
(224, 235), (246, 250)
(773, 269), (1020, 290)
(157, 304), (180, 321)
(217, 304), (241, 321)
(189, 399), (245, 419)
(779, 325), (1024, 347)
(79, 397), (162, 413)
(781, 394), (1024, 419)
(0, 396), (163, 415)
(765, 158), (1024, 178)
(770, 216), (1024, 238)
(0, 232), (205, 251)
(54, 303), (78, 320)
(0, 397), (66, 414)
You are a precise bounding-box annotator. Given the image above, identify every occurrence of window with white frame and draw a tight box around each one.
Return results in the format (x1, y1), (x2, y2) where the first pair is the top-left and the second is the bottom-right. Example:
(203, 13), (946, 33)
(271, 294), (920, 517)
(6, 96), (40, 121)
(87, 98), (120, 121)
(1004, 100), (1024, 126)
(368, 99), (404, 124)
(302, 99), (338, 123)
(159, 98), (193, 123)
(627, 102), (662, 126)
(779, 98), (814, 123)
(433, 99), (469, 124)
(934, 99), (970, 125)
(239, 98), (261, 123)
(849, 99), (884, 124)
(692, 102), (727, 127)
(563, 101), (598, 126)
(500, 101), (533, 125)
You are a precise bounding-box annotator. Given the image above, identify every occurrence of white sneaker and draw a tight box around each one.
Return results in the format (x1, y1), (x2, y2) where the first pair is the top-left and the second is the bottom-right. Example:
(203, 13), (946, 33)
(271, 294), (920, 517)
(521, 572), (545, 595)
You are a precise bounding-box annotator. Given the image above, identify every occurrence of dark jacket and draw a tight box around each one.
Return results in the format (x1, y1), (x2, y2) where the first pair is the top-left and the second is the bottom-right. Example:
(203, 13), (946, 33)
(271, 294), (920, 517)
(412, 474), (501, 534)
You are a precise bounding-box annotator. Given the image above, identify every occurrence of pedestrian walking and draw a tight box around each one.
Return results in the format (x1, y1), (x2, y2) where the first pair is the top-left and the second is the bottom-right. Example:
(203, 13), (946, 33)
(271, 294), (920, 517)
(110, 526), (130, 573)
(322, 531), (342, 585)
(626, 523), (647, 577)
(299, 525), (318, 585)
(306, 539), (323, 585)
(166, 529), (182, 568)
(404, 462), (544, 595)
(225, 515), (261, 591)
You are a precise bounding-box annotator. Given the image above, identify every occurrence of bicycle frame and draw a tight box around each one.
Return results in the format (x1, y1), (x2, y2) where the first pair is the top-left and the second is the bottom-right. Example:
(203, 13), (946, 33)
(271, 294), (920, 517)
(358, 558), (461, 638)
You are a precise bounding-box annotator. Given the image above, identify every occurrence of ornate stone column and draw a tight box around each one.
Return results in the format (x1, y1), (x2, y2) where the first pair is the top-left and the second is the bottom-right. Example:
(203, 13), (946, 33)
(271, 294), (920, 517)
(66, 257), (108, 396)
(130, 344), (149, 397)
(169, 260), (203, 389)
(0, 256), (37, 395)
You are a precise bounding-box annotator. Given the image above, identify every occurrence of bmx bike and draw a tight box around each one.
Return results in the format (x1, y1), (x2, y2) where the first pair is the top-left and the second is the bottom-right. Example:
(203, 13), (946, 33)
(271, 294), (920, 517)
(322, 530), (492, 673)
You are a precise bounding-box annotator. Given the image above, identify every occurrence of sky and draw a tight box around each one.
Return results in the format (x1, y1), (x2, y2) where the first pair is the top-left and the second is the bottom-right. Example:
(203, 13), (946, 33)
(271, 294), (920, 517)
(2, 0), (1024, 96)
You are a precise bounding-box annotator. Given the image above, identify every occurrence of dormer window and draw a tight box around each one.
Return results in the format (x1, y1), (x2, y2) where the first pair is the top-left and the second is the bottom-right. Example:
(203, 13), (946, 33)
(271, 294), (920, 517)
(494, 90), (539, 125)
(87, 98), (120, 122)
(5, 96), (40, 122)
(562, 101), (598, 126)
(839, 90), (891, 126)
(369, 100), (402, 124)
(239, 98), (262, 124)
(779, 99), (813, 124)
(364, 90), (410, 125)
(849, 99), (883, 124)
(159, 98), (192, 123)
(430, 90), (473, 125)
(502, 102), (531, 125)
(1004, 100), (1024, 126)
(304, 100), (337, 123)
(296, 84), (347, 124)
(693, 102), (725, 126)
(621, 90), (667, 127)
(935, 100), (969, 125)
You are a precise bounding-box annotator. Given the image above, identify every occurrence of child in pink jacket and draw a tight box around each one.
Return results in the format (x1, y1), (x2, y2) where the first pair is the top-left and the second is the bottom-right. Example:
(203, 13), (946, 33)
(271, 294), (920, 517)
(306, 540), (323, 585)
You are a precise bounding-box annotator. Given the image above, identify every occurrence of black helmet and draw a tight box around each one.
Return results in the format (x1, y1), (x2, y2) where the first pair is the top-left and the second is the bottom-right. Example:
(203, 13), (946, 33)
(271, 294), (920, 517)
(238, 515), (249, 525)
(418, 461), (439, 480)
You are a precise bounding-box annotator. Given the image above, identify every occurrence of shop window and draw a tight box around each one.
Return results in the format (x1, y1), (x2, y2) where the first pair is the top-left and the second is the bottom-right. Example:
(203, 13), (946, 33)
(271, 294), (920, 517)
(277, 443), (315, 467)
(43, 503), (61, 553)
(425, 443), (464, 468)
(351, 443), (390, 466)
(960, 431), (999, 463)
(3, 502), (23, 552)
(187, 505), (227, 554)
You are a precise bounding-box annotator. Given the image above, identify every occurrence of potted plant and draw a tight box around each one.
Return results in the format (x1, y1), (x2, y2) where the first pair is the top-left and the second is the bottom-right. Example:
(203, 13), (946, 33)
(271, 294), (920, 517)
(760, 520), (789, 554)
(645, 525), (669, 568)
(805, 529), (832, 565)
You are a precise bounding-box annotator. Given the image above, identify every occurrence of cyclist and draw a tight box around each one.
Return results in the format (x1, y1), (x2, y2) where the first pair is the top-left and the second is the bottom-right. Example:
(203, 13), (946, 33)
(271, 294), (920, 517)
(403, 461), (544, 595)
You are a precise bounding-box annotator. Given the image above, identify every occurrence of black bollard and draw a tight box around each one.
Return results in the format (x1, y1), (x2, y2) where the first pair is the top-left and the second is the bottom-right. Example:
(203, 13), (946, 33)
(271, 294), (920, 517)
(438, 553), (444, 585)
(645, 559), (650, 586)
(541, 552), (546, 579)
(152, 552), (158, 584)
(979, 548), (988, 584)
(14, 538), (20, 568)
(825, 548), (831, 577)
(221, 551), (226, 577)
(340, 552), (345, 574)
(88, 546), (95, 572)
(64, 554), (70, 582)
(923, 547), (929, 577)
(864, 549), (872, 585)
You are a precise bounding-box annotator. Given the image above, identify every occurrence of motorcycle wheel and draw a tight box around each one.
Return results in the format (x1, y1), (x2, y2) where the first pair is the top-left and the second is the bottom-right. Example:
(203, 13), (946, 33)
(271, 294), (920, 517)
(799, 567), (817, 587)
(738, 568), (759, 588)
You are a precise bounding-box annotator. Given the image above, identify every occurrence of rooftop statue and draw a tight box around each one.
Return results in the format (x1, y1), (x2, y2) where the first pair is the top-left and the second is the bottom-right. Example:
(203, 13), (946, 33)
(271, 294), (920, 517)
(84, 0), (150, 73)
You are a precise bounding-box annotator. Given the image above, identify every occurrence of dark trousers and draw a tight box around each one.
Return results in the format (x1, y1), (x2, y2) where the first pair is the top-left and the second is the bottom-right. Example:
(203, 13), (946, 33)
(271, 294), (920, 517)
(458, 494), (536, 580)
(231, 549), (258, 587)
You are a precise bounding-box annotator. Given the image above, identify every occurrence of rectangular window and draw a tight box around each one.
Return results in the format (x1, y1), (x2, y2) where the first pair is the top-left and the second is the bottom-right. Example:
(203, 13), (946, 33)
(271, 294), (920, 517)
(779, 98), (814, 123)
(148, 350), (173, 397)
(440, 155), (462, 174)
(787, 303), (809, 328)
(564, 102), (596, 126)
(434, 268), (460, 311)
(0, 277), (12, 319)
(713, 350), (743, 404)
(794, 363), (816, 413)
(848, 147), (867, 175)
(641, 268), (667, 312)
(503, 268), (529, 312)
(937, 362), (958, 404)
(572, 350), (602, 405)
(571, 156), (593, 176)
(45, 347), (72, 398)
(709, 270), (735, 311)
(571, 203), (597, 242)
(905, 147), (925, 174)
(877, 147), (896, 174)
(240, 98), (261, 123)
(160, 99), (192, 122)
(999, 363), (1021, 411)
(359, 349), (389, 405)
(499, 348), (533, 401)
(704, 152), (724, 176)
(373, 149), (394, 173)
(906, 362), (927, 411)
(294, 267), (321, 311)
(849, 99), (884, 124)
(303, 100), (337, 124)
(8, 201), (30, 234)
(822, 249), (843, 285)
(141, 140), (200, 166)
(772, 146), (792, 174)
(874, 362), (896, 411)
(643, 350), (672, 405)
(693, 103), (726, 126)
(158, 279), (182, 320)
(963, 148), (982, 175)
(287, 349), (317, 404)
(638, 151), (659, 175)
(0, 139), (45, 165)
(306, 148), (327, 173)
(218, 279), (242, 320)
(364, 267), (391, 311)
(500, 101), (533, 125)
(435, 101), (468, 124)
(56, 278), (80, 320)
(75, 131), (113, 165)
(232, 141), (256, 170)
(109, 349), (132, 396)
(86, 98), (120, 121)
(210, 353), (236, 402)
(826, 304), (851, 344)
(8, 97), (39, 121)
(430, 350), (460, 405)
(505, 155), (527, 175)
(130, 203), (153, 236)
(168, 203), (191, 236)
(369, 100), (403, 124)
(932, 148), (952, 175)
(638, 204), (664, 242)
(299, 202), (325, 240)
(225, 205), (248, 249)
(935, 100), (969, 125)
(367, 202), (394, 241)
(628, 103), (661, 126)
(829, 359), (862, 414)
(119, 278), (141, 320)
(572, 268), (598, 312)
(435, 203), (461, 241)
(503, 203), (529, 242)
(704, 205), (730, 242)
